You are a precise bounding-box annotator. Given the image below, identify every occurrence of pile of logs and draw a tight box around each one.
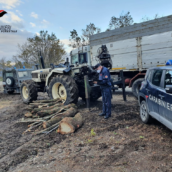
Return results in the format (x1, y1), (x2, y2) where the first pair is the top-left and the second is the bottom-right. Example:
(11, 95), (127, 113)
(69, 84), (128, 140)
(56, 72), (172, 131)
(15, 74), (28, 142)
(19, 98), (83, 135)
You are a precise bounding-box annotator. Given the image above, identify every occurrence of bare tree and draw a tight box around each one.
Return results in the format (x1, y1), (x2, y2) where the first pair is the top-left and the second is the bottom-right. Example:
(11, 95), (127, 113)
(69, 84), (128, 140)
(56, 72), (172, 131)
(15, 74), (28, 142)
(69, 23), (101, 48)
(109, 11), (133, 30)
(141, 14), (162, 22)
(14, 30), (66, 67)
(0, 57), (6, 69)
(82, 23), (101, 42)
(69, 29), (86, 48)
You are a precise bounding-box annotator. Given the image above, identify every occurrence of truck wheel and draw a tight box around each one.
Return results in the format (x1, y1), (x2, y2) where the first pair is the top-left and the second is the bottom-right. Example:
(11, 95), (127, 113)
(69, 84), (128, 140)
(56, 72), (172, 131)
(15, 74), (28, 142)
(140, 100), (152, 124)
(132, 78), (144, 98)
(21, 80), (38, 104)
(49, 75), (78, 105)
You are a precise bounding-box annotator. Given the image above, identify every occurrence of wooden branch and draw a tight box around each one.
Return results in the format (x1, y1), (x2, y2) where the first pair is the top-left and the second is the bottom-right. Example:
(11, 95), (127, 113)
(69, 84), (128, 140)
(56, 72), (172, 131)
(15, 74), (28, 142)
(17, 118), (44, 123)
(35, 122), (60, 135)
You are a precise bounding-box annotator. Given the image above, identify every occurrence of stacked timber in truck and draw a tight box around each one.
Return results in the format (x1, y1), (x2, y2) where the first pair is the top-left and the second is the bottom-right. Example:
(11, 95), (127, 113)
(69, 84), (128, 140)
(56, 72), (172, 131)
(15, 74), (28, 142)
(70, 15), (172, 97)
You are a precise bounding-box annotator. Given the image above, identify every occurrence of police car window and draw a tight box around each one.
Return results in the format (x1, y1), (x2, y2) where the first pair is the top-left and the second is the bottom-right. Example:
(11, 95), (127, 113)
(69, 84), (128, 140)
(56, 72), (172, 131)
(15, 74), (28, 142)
(152, 70), (163, 87)
(165, 70), (172, 86)
(6, 72), (13, 77)
(18, 71), (28, 77)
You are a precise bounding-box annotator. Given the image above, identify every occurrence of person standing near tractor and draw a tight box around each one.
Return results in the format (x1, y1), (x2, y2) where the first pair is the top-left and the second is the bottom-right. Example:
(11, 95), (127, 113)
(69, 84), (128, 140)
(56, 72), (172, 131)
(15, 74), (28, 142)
(93, 64), (112, 119)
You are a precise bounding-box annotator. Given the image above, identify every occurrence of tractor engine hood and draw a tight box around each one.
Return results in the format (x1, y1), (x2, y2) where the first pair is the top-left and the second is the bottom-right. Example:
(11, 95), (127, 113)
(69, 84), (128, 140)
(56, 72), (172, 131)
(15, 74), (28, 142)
(31, 68), (51, 74)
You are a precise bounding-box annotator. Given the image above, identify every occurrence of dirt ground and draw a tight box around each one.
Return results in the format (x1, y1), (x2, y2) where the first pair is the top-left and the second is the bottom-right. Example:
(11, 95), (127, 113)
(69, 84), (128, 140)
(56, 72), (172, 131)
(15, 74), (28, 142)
(1, 90), (172, 172)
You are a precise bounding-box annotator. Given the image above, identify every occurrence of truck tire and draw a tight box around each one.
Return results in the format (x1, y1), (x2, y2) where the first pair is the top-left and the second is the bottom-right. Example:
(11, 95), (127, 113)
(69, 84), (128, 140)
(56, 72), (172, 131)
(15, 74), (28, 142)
(21, 80), (38, 104)
(132, 78), (144, 98)
(49, 75), (78, 105)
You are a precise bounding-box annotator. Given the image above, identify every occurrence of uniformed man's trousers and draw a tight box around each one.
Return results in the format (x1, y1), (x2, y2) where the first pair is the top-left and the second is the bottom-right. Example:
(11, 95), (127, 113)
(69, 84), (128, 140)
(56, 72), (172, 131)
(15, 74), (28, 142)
(101, 87), (111, 117)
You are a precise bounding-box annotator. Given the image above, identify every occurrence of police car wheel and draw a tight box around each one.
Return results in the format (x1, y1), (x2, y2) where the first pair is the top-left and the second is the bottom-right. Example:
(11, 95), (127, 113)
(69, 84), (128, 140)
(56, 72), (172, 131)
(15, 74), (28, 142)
(140, 100), (152, 124)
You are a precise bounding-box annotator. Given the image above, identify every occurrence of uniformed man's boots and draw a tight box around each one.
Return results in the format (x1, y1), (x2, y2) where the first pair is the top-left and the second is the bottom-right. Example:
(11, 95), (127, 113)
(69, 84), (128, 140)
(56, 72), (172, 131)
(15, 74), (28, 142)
(99, 113), (105, 116)
(104, 116), (109, 119)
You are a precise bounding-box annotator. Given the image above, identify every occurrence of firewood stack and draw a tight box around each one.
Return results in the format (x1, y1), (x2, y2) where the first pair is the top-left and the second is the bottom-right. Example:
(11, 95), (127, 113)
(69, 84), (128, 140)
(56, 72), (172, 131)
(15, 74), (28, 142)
(19, 98), (83, 135)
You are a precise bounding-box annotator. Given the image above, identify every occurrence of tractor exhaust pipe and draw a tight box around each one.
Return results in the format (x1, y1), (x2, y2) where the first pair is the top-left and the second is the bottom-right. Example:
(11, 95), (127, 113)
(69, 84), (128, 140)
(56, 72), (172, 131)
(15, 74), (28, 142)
(39, 51), (45, 69)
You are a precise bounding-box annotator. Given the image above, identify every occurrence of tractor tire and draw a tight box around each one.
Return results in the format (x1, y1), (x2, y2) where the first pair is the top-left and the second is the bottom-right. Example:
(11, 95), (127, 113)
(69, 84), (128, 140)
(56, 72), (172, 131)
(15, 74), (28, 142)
(81, 90), (102, 102)
(132, 78), (144, 98)
(48, 75), (78, 105)
(21, 80), (38, 104)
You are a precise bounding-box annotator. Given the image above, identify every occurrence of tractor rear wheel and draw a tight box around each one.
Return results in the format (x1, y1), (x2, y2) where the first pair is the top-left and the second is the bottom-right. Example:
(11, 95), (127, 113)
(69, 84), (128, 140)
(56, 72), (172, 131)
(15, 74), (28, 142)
(48, 75), (78, 105)
(21, 80), (38, 104)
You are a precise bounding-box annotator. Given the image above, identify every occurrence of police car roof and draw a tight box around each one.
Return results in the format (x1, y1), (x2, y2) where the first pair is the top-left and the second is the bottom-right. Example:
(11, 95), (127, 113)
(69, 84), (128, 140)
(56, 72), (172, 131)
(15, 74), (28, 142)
(149, 66), (172, 70)
(3, 68), (33, 71)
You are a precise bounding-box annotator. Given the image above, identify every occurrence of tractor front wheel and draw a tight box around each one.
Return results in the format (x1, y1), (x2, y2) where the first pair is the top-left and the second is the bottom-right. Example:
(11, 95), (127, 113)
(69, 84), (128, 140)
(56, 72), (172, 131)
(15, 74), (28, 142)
(48, 75), (78, 105)
(21, 80), (38, 104)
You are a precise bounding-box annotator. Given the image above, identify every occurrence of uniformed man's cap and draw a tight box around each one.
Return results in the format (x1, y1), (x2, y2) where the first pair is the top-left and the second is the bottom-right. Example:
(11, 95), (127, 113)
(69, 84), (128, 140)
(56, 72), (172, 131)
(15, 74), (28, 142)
(94, 63), (101, 69)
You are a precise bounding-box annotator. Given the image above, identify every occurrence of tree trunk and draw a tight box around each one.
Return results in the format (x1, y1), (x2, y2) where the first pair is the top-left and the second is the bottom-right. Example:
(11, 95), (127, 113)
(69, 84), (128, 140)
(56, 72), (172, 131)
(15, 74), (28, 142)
(57, 113), (83, 134)
(36, 103), (76, 117)
(42, 107), (78, 128)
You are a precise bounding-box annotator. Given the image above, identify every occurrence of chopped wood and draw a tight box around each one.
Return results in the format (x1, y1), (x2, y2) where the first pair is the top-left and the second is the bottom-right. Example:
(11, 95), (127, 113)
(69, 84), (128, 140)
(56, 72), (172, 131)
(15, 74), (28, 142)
(57, 113), (83, 134)
(24, 112), (32, 118)
(33, 98), (61, 103)
(36, 103), (76, 117)
(31, 103), (63, 114)
(42, 107), (78, 128)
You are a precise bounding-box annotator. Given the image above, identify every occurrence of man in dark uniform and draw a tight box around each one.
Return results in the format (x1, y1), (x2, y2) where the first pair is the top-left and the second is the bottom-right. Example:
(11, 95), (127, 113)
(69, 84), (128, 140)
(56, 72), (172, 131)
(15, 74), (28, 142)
(93, 64), (112, 119)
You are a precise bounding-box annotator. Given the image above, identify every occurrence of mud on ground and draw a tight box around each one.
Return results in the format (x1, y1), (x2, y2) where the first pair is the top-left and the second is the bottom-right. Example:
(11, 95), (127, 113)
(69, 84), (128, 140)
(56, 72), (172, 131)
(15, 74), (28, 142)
(0, 92), (172, 172)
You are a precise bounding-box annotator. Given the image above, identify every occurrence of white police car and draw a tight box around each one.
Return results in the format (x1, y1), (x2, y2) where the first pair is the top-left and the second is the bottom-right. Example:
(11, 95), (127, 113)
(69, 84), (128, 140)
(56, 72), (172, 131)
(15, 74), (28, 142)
(138, 60), (172, 130)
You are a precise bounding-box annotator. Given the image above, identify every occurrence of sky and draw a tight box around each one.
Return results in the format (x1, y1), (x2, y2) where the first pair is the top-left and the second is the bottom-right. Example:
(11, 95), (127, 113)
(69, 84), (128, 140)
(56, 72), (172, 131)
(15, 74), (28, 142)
(1, 0), (172, 60)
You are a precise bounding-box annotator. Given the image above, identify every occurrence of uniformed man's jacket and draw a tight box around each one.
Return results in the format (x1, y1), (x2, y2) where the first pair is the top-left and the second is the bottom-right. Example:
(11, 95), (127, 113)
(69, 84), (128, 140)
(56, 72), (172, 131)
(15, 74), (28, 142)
(97, 67), (112, 89)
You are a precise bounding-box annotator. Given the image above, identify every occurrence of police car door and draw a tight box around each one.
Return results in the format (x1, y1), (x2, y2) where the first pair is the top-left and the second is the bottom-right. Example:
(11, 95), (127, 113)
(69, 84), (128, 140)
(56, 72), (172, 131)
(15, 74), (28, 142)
(147, 70), (163, 121)
(158, 70), (172, 130)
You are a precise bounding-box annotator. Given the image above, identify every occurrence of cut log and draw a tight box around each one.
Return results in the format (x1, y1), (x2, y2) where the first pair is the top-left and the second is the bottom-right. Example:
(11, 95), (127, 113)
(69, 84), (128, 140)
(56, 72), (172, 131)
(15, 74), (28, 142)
(57, 113), (83, 134)
(33, 98), (60, 103)
(42, 107), (78, 128)
(36, 103), (76, 117)
(25, 112), (32, 118)
(31, 103), (63, 114)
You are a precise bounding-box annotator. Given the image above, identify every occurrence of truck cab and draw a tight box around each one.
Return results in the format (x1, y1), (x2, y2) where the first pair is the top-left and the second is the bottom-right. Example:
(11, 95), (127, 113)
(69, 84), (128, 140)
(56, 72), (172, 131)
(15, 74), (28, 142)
(70, 45), (91, 66)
